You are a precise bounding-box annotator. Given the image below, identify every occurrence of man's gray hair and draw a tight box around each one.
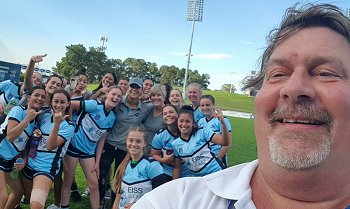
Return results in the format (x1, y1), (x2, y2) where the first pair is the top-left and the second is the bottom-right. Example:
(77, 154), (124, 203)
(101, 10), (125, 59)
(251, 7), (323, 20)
(242, 3), (350, 91)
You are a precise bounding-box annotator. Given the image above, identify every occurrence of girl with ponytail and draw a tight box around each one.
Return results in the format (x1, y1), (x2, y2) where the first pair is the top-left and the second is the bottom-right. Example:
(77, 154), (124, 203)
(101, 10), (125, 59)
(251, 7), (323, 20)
(112, 126), (166, 209)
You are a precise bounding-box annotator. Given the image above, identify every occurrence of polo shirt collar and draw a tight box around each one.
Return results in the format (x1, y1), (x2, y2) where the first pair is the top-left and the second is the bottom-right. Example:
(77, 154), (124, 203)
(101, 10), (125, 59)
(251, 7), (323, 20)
(121, 95), (142, 110)
(204, 160), (258, 200)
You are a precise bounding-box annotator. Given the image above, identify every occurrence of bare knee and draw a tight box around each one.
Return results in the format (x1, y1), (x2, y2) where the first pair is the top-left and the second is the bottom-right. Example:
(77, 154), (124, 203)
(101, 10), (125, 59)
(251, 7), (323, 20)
(89, 180), (99, 192)
(30, 201), (44, 209)
(0, 190), (9, 204)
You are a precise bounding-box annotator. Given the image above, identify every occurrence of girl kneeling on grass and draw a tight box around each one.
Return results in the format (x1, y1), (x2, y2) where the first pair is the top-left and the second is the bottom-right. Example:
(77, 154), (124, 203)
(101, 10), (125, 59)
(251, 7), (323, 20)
(0, 86), (45, 209)
(113, 126), (166, 209)
(21, 89), (75, 209)
(172, 105), (230, 178)
(60, 86), (123, 209)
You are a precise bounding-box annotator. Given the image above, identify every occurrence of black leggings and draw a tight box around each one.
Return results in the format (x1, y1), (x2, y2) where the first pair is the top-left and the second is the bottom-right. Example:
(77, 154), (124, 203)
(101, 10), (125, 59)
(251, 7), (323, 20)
(98, 142), (127, 206)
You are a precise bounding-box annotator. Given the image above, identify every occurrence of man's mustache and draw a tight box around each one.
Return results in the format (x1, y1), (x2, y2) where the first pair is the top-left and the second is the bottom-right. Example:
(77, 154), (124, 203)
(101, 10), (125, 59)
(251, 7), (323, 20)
(268, 104), (333, 131)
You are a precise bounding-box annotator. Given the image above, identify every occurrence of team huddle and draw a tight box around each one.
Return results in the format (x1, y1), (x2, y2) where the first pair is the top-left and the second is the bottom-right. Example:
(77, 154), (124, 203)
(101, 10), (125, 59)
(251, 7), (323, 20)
(0, 56), (232, 209)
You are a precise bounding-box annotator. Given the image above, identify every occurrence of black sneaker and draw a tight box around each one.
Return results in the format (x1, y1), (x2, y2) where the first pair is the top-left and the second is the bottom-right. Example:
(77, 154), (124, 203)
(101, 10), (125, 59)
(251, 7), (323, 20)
(21, 196), (29, 204)
(71, 190), (82, 202)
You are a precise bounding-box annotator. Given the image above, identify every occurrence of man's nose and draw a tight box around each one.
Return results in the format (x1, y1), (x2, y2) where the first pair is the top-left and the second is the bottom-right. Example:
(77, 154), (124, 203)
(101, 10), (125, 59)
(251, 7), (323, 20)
(279, 70), (316, 104)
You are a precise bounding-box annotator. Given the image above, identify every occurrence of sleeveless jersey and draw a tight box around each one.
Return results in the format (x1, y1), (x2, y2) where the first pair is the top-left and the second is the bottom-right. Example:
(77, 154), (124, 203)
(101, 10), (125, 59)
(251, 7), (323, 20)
(0, 105), (35, 160)
(197, 117), (232, 156)
(119, 156), (164, 208)
(151, 128), (191, 177)
(70, 100), (116, 155)
(172, 128), (223, 176)
(192, 105), (205, 123)
(0, 80), (20, 106)
(27, 112), (75, 174)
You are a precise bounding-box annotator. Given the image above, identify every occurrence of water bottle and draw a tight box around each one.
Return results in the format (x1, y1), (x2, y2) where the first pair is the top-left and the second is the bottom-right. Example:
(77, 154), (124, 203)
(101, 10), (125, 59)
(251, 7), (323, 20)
(165, 142), (174, 155)
(10, 158), (23, 179)
(4, 96), (19, 115)
(28, 133), (41, 158)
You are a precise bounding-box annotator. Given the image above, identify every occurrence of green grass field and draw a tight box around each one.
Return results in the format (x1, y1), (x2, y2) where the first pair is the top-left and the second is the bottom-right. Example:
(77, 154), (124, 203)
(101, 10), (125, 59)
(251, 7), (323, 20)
(20, 86), (257, 209)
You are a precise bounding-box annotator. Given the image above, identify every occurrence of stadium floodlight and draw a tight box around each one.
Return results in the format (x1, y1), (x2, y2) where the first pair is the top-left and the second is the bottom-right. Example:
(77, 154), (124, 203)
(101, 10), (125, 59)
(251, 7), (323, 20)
(346, 8), (350, 18)
(183, 0), (204, 97)
(99, 35), (108, 52)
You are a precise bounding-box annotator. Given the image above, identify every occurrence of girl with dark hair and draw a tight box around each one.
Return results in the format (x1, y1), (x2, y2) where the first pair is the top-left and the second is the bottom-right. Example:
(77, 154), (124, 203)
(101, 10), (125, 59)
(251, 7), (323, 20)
(151, 104), (191, 181)
(198, 95), (232, 168)
(43, 75), (63, 107)
(61, 86), (122, 209)
(163, 84), (173, 105)
(68, 71), (91, 124)
(172, 105), (230, 178)
(90, 72), (117, 101)
(112, 126), (166, 209)
(0, 86), (45, 209)
(21, 89), (75, 209)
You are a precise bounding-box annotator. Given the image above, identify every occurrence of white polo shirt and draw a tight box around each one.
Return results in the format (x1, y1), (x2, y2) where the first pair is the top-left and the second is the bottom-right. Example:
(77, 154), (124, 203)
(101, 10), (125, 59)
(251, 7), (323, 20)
(131, 160), (259, 209)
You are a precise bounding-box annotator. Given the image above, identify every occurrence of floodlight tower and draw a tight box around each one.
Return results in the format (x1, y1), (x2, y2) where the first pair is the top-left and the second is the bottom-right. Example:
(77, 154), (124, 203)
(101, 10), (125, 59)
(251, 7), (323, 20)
(183, 0), (204, 96)
(99, 34), (108, 52)
(346, 8), (350, 18)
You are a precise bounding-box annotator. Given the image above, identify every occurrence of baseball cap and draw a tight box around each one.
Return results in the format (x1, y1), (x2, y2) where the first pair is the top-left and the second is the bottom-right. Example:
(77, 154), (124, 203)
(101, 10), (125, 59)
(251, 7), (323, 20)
(129, 77), (143, 88)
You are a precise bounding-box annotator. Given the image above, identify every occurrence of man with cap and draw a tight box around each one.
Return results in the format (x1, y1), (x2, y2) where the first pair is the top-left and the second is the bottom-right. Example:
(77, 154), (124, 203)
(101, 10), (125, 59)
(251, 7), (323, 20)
(98, 77), (153, 208)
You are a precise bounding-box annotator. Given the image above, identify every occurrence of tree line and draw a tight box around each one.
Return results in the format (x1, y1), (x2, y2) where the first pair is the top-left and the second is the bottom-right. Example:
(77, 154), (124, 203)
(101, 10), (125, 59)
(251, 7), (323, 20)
(53, 44), (210, 89)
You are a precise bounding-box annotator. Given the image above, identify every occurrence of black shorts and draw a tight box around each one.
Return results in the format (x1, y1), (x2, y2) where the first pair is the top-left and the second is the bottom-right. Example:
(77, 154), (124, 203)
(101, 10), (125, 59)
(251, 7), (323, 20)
(0, 155), (16, 172)
(21, 164), (55, 181)
(66, 143), (95, 159)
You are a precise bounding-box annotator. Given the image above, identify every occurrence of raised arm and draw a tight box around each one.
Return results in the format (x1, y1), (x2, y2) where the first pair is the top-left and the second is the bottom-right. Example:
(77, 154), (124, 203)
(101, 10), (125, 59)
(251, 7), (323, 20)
(46, 112), (69, 151)
(7, 109), (41, 142)
(211, 111), (230, 146)
(23, 54), (47, 92)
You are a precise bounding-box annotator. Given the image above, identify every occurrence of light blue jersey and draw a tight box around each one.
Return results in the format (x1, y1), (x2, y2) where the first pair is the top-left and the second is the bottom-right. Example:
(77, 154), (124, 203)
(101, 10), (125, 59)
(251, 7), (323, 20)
(151, 128), (191, 177)
(71, 95), (84, 125)
(172, 128), (223, 176)
(193, 105), (205, 123)
(0, 106), (35, 160)
(69, 100), (116, 156)
(0, 80), (20, 106)
(197, 117), (232, 156)
(119, 156), (164, 208)
(27, 112), (75, 175)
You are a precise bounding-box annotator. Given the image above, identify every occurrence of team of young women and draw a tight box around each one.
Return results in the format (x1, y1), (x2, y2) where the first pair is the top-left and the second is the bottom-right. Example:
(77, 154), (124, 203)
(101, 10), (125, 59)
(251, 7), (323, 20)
(0, 57), (232, 209)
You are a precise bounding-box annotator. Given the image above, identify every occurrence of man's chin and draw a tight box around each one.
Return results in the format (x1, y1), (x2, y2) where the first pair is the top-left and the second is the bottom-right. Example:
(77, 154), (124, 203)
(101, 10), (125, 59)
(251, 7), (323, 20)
(268, 134), (331, 170)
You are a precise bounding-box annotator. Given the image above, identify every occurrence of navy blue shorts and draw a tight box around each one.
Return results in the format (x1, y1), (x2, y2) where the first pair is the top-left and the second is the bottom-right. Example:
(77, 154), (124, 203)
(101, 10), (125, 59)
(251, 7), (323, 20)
(0, 155), (15, 172)
(21, 164), (55, 181)
(66, 143), (95, 159)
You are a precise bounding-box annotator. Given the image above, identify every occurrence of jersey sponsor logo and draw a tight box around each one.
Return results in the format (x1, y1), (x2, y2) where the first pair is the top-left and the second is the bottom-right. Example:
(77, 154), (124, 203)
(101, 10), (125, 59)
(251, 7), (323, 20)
(179, 146), (183, 155)
(127, 187), (143, 194)
(95, 114), (100, 120)
(39, 118), (47, 127)
(18, 137), (24, 143)
(192, 154), (205, 163)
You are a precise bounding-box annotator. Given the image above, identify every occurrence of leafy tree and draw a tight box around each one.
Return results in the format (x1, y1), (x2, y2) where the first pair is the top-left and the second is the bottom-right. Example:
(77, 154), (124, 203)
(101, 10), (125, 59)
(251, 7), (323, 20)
(54, 44), (211, 88)
(221, 84), (236, 93)
(159, 65), (179, 85)
(85, 47), (110, 83)
(53, 44), (88, 79)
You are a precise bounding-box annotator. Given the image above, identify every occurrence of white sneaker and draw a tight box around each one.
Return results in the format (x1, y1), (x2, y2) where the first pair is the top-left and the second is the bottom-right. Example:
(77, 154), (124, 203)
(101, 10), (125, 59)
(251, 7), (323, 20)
(104, 188), (111, 200)
(81, 188), (90, 197)
(46, 204), (60, 209)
